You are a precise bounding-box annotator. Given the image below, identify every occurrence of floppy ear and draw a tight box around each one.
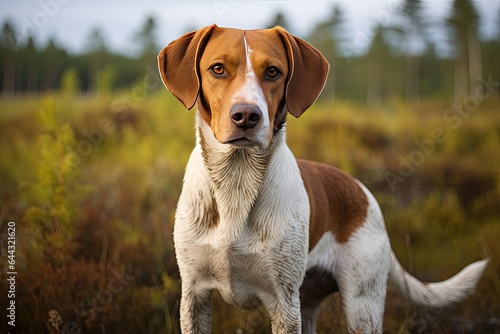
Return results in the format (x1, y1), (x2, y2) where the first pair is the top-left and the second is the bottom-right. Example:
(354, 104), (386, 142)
(157, 25), (216, 110)
(275, 27), (330, 118)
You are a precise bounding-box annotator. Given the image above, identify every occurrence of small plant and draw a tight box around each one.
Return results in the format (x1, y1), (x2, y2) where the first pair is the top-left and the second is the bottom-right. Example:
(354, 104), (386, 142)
(22, 98), (86, 265)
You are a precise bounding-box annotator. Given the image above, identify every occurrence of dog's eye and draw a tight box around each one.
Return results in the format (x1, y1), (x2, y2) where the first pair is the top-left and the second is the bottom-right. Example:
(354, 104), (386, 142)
(210, 63), (226, 76)
(265, 66), (281, 79)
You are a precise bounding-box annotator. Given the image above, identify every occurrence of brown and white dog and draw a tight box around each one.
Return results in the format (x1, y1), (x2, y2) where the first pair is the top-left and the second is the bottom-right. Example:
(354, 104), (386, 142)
(157, 25), (488, 334)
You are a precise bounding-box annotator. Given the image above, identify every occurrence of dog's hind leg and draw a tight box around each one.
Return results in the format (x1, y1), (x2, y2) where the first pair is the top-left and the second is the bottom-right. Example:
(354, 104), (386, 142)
(335, 227), (391, 333)
(337, 260), (389, 333)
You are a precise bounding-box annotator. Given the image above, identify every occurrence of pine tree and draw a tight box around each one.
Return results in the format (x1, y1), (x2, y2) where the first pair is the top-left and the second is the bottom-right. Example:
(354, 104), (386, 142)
(306, 5), (346, 101)
(86, 26), (110, 94)
(22, 36), (38, 92)
(399, 0), (426, 102)
(133, 16), (159, 66)
(366, 25), (391, 108)
(447, 0), (481, 99)
(1, 22), (17, 95)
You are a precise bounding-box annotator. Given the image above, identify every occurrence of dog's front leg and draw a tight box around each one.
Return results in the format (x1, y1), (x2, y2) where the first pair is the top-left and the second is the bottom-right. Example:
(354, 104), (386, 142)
(179, 283), (212, 334)
(266, 293), (302, 334)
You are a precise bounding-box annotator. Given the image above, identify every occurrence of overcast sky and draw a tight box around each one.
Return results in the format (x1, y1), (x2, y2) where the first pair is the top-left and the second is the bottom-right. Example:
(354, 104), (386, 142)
(1, 0), (499, 56)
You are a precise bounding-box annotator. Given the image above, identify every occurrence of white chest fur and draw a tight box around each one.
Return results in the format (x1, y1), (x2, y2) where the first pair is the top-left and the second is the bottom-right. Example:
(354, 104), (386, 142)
(174, 114), (310, 308)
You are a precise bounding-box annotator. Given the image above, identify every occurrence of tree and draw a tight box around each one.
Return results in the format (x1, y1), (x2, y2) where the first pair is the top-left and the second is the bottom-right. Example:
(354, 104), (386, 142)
(366, 25), (392, 108)
(447, 0), (481, 99)
(481, 39), (500, 99)
(86, 26), (107, 54)
(266, 12), (291, 31)
(22, 36), (38, 92)
(306, 5), (346, 101)
(133, 16), (159, 64)
(39, 38), (68, 90)
(398, 0), (426, 102)
(419, 41), (444, 96)
(86, 27), (110, 93)
(1, 22), (17, 95)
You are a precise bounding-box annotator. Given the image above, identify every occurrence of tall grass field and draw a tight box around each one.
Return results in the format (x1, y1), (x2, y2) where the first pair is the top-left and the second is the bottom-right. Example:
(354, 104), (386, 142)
(1, 92), (499, 333)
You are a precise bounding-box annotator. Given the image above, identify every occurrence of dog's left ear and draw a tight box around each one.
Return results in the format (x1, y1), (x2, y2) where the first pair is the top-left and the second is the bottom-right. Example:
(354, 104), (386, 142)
(275, 27), (330, 118)
(157, 25), (216, 110)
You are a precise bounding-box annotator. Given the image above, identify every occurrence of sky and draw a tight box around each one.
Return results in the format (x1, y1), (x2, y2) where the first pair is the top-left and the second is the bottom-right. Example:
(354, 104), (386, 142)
(1, 0), (499, 56)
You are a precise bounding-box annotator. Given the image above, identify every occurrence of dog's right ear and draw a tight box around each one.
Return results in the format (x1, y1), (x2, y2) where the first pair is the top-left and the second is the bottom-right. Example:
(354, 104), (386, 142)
(157, 25), (216, 110)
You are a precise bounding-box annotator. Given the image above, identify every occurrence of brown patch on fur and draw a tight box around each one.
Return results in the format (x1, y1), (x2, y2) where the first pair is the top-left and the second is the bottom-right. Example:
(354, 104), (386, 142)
(298, 160), (368, 248)
(202, 196), (219, 229)
(196, 132), (220, 229)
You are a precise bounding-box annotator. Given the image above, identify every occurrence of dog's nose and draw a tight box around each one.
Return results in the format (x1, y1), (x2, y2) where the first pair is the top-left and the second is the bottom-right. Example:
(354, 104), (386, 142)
(230, 104), (262, 129)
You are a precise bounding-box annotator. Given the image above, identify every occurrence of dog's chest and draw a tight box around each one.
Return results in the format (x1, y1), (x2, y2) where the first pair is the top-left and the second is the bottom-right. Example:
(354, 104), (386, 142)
(185, 230), (280, 308)
(174, 139), (310, 308)
(176, 199), (307, 309)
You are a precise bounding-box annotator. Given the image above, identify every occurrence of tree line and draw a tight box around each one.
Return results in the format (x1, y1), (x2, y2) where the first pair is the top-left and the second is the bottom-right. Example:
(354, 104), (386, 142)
(1, 14), (159, 96)
(1, 0), (499, 104)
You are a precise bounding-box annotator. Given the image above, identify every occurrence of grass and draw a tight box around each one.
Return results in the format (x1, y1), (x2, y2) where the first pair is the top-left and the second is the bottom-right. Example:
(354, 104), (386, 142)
(0, 92), (499, 333)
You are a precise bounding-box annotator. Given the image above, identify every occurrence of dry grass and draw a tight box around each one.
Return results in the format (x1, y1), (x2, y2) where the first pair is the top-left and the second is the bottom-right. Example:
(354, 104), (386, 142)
(1, 93), (498, 333)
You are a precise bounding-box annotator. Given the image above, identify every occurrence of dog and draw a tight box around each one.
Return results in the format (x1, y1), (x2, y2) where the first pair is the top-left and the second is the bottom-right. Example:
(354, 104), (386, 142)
(157, 25), (488, 334)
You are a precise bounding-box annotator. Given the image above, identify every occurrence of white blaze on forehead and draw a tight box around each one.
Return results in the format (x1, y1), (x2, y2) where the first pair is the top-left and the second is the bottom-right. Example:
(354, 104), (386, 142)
(232, 33), (269, 128)
(243, 33), (254, 76)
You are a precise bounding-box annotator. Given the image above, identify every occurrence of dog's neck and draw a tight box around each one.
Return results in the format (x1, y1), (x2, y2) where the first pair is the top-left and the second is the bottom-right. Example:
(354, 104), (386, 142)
(196, 112), (283, 241)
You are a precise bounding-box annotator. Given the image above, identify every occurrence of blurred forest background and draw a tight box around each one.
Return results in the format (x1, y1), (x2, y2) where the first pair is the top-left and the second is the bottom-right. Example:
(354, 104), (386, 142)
(0, 0), (499, 333)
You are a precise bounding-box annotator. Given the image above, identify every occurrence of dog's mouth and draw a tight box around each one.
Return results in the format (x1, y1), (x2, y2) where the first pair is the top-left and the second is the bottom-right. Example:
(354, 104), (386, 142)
(223, 137), (257, 148)
(216, 126), (272, 150)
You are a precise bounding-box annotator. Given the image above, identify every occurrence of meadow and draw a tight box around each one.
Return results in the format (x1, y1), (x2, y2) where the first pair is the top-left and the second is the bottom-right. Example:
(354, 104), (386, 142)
(1, 91), (499, 333)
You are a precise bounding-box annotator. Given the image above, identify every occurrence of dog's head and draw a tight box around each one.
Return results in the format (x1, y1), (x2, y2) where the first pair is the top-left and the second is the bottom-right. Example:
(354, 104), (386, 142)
(158, 25), (329, 149)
